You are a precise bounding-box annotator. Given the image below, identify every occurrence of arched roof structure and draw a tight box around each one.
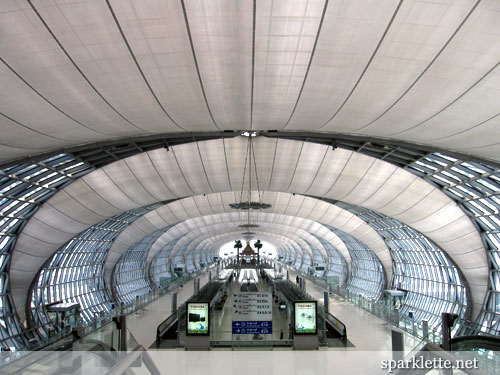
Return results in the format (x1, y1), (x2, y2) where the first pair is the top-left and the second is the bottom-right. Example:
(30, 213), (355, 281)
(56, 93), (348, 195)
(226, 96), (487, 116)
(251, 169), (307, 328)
(1, 0), (499, 347)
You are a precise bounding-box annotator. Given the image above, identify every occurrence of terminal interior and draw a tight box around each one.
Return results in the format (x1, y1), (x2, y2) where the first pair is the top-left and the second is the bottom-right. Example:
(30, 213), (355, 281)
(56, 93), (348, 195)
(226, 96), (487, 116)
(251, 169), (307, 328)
(1, 0), (500, 374)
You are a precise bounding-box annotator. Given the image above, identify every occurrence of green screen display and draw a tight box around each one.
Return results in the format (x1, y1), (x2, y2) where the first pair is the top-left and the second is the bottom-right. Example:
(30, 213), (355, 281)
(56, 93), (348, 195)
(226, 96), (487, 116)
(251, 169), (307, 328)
(294, 301), (317, 335)
(186, 302), (210, 335)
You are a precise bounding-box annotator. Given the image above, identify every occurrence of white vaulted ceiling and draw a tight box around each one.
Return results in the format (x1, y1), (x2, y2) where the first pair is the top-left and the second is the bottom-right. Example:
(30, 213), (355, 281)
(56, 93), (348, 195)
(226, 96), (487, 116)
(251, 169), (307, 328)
(9, 137), (487, 321)
(1, 0), (498, 331)
(1, 0), (500, 164)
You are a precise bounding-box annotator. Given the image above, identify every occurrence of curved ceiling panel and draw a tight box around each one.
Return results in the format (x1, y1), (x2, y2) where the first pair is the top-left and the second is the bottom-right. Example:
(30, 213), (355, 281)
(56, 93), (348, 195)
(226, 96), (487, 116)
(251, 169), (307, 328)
(104, 191), (385, 285)
(1, 0), (499, 163)
(143, 213), (348, 268)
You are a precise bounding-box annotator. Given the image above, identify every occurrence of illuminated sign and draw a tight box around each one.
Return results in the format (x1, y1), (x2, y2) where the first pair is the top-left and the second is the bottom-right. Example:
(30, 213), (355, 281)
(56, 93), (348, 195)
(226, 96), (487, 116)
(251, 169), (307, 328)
(294, 301), (317, 335)
(186, 302), (210, 336)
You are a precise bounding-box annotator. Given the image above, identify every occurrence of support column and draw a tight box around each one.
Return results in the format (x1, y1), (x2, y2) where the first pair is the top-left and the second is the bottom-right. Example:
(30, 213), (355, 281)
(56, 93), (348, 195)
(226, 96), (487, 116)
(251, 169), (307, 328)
(441, 313), (458, 351)
(119, 315), (127, 352)
(172, 292), (177, 313)
(324, 291), (329, 313)
(391, 329), (404, 362)
(422, 320), (429, 340)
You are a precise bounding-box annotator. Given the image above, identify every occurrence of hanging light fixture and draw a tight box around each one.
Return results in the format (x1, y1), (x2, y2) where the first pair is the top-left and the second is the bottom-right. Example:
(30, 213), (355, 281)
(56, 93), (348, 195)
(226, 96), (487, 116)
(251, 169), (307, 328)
(230, 132), (271, 243)
(229, 132), (271, 211)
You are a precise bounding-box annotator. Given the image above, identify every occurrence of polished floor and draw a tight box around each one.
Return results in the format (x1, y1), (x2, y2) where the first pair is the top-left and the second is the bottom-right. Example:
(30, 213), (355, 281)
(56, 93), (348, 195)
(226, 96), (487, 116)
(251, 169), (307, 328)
(211, 269), (291, 344)
(127, 268), (419, 354)
(127, 268), (419, 374)
(127, 273), (210, 348)
(286, 270), (421, 352)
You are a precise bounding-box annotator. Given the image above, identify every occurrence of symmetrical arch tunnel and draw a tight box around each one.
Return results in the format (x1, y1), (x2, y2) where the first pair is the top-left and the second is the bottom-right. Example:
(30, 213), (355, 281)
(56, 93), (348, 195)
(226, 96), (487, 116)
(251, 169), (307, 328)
(1, 0), (500, 349)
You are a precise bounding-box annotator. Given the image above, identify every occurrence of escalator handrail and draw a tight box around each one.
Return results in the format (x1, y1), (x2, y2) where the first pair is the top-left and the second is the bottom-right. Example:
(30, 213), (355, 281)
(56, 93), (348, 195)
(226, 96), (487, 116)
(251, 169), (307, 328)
(450, 335), (500, 352)
(156, 312), (178, 340)
(324, 311), (347, 338)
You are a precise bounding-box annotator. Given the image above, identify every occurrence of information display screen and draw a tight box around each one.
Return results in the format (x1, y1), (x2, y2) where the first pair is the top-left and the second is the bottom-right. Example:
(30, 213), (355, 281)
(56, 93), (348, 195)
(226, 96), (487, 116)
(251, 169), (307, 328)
(294, 301), (317, 335)
(186, 302), (210, 336)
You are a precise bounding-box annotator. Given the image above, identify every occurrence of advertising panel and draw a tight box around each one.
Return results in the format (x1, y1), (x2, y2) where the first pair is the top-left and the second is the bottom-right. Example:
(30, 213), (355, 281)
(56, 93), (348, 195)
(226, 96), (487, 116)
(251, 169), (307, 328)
(186, 302), (210, 336)
(294, 301), (317, 335)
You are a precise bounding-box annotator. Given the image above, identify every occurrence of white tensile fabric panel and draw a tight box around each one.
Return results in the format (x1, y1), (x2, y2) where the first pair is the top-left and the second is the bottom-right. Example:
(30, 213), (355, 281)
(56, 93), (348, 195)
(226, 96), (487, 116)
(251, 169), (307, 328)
(220, 139), (246, 192)
(82, 168), (140, 211)
(62, 177), (125, 217)
(343, 159), (399, 205)
(168, 215), (342, 267)
(304, 147), (353, 197)
(0, 63), (106, 153)
(183, 0), (253, 129)
(1, 1), (500, 164)
(0, 2), (141, 137)
(252, 0), (325, 129)
(287, 142), (329, 193)
(318, 0), (476, 131)
(104, 160), (158, 205)
(327, 153), (377, 198)
(197, 141), (234, 192)
(284, 0), (398, 130)
(18, 0), (176, 132)
(366, 0), (500, 141)
(167, 224), (322, 272)
(268, 140), (303, 191)
(252, 138), (278, 191)
(148, 148), (195, 198)
(104, 191), (383, 289)
(123, 153), (175, 201)
(444, 117), (500, 161)
(45, 190), (107, 225)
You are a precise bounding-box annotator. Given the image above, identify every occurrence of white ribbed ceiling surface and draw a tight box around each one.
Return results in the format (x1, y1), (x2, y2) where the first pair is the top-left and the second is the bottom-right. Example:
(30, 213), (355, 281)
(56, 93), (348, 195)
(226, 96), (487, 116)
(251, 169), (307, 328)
(1, 0), (499, 164)
(9, 137), (487, 320)
(2, 0), (498, 328)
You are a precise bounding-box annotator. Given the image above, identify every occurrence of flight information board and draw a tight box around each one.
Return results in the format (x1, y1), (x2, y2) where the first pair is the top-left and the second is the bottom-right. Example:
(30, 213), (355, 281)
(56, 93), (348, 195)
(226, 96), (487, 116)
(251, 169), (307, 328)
(186, 302), (210, 336)
(232, 292), (272, 334)
(294, 301), (317, 335)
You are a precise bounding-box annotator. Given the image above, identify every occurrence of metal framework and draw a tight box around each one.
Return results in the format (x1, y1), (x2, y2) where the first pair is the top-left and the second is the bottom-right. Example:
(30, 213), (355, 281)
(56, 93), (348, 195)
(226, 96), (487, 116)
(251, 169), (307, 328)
(407, 153), (500, 334)
(315, 236), (348, 288)
(2, 134), (500, 346)
(337, 202), (468, 329)
(113, 228), (171, 304)
(150, 240), (179, 287)
(30, 203), (163, 335)
(0, 154), (93, 348)
(325, 226), (385, 301)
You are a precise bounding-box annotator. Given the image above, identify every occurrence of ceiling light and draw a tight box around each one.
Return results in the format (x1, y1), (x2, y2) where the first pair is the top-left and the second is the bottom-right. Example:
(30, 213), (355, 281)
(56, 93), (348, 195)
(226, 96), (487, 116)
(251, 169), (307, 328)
(241, 131), (257, 137)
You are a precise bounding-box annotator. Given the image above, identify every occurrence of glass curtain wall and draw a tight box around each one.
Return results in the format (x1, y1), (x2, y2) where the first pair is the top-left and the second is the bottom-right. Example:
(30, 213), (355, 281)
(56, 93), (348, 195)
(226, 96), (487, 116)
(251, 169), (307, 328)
(407, 153), (500, 334)
(337, 202), (468, 328)
(30, 204), (162, 334)
(315, 237), (348, 288)
(113, 228), (171, 304)
(150, 240), (179, 287)
(0, 154), (93, 348)
(324, 225), (385, 300)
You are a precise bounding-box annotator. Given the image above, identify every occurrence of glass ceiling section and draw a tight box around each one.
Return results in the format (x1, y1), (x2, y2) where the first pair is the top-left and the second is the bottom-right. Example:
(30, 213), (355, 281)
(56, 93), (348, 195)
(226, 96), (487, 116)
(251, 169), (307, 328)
(30, 203), (162, 334)
(336, 202), (467, 329)
(407, 153), (500, 335)
(325, 225), (385, 301)
(0, 154), (93, 349)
